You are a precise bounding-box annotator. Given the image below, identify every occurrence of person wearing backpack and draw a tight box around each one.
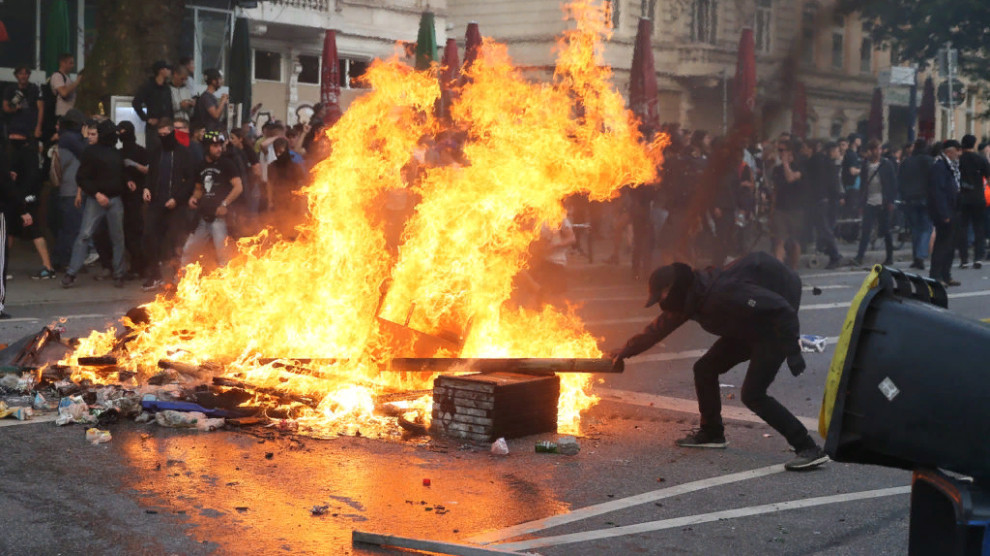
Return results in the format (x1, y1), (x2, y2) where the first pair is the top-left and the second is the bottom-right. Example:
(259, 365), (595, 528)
(50, 54), (80, 119)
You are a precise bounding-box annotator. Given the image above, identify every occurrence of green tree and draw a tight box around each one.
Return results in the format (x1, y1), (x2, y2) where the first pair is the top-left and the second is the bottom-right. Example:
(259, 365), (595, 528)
(840, 0), (990, 81)
(76, 0), (186, 114)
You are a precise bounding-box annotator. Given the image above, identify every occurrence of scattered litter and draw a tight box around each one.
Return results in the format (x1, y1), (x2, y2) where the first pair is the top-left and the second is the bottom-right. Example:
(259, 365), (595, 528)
(0, 402), (32, 420)
(135, 412), (153, 423)
(719, 383), (735, 388)
(422, 478), (431, 486)
(155, 410), (225, 431)
(56, 396), (95, 426)
(235, 507), (249, 513)
(800, 335), (828, 353)
(86, 428), (112, 444)
(310, 504), (330, 516)
(535, 440), (558, 453)
(812, 287), (823, 295)
(490, 437), (509, 456)
(265, 452), (274, 460)
(558, 436), (580, 455)
(763, 433), (772, 438)
(0, 374), (21, 390)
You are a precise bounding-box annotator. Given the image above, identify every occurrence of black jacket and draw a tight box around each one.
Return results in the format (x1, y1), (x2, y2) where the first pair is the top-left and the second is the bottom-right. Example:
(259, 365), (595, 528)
(858, 158), (899, 207)
(77, 144), (125, 198)
(619, 251), (802, 358)
(145, 144), (197, 208)
(132, 78), (174, 122)
(958, 151), (990, 207)
(898, 153), (934, 202)
(929, 156), (959, 224)
(0, 146), (26, 216)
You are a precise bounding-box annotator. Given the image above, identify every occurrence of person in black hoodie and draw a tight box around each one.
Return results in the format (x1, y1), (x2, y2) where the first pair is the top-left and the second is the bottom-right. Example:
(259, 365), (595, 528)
(898, 139), (934, 269)
(609, 251), (828, 471)
(117, 121), (149, 279)
(61, 120), (128, 289)
(955, 135), (990, 269)
(141, 118), (197, 291)
(0, 144), (35, 318)
(132, 61), (174, 149)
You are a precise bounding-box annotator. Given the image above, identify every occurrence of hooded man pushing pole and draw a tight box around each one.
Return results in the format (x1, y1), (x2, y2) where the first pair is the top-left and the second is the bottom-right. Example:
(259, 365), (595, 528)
(610, 251), (828, 470)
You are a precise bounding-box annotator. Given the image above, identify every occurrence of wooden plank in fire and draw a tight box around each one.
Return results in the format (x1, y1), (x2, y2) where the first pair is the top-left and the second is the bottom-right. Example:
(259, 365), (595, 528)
(212, 377), (320, 409)
(389, 357), (615, 375)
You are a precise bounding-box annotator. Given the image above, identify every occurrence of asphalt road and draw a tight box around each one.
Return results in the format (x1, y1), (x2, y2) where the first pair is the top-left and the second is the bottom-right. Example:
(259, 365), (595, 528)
(0, 241), (985, 555)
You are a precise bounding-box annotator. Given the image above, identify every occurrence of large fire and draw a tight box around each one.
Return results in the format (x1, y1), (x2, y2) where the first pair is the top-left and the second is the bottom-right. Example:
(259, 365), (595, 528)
(64, 0), (665, 437)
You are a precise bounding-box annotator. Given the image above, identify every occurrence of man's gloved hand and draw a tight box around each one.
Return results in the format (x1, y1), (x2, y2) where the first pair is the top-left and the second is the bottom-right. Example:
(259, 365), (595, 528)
(786, 352), (806, 377)
(607, 349), (627, 373)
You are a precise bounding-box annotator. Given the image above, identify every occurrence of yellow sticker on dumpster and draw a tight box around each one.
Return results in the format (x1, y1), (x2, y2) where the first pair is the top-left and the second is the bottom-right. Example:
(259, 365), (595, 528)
(818, 266), (882, 438)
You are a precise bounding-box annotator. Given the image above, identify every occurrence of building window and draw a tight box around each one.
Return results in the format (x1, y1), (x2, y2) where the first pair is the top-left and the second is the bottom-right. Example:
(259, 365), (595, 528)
(606, 0), (619, 29)
(859, 23), (873, 73)
(831, 15), (845, 69)
(755, 0), (772, 53)
(298, 54), (320, 84)
(801, 2), (817, 66)
(179, 6), (233, 85)
(254, 50), (282, 81)
(643, 0), (657, 21)
(966, 93), (976, 135)
(691, 0), (718, 44)
(338, 58), (370, 89)
(830, 118), (844, 138)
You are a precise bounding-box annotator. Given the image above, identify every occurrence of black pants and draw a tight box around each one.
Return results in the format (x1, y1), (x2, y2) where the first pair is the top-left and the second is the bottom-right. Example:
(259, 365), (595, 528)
(693, 337), (814, 451)
(954, 202), (986, 264)
(142, 205), (179, 280)
(930, 220), (955, 282)
(123, 191), (144, 274)
(814, 199), (841, 261)
(856, 204), (893, 261)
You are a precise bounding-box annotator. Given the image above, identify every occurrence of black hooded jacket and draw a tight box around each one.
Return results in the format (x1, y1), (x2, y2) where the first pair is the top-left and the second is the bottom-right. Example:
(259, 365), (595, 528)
(619, 251), (802, 358)
(0, 145), (26, 217)
(77, 122), (126, 198)
(145, 136), (197, 208)
(132, 78), (174, 122)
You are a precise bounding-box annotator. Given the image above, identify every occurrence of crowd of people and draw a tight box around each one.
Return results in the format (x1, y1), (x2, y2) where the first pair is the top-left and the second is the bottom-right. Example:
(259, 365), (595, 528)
(0, 56), (329, 318)
(604, 125), (990, 289)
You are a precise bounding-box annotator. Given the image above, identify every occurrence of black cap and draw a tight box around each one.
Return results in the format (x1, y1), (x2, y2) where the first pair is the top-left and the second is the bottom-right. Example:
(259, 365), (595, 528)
(204, 68), (223, 82)
(644, 263), (693, 309)
(152, 60), (170, 74)
(943, 139), (962, 150)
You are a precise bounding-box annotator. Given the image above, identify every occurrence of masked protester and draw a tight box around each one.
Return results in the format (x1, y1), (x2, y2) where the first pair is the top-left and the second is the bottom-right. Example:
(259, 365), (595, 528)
(180, 131), (243, 268)
(141, 117), (197, 291)
(117, 120), (149, 279)
(610, 251), (828, 471)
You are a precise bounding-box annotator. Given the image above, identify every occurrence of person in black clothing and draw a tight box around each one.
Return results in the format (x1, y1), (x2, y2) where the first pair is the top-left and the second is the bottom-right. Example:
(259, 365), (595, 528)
(132, 61), (174, 148)
(180, 131), (243, 268)
(955, 135), (990, 269)
(929, 140), (963, 286)
(609, 251), (828, 471)
(141, 118), (197, 291)
(0, 145), (35, 318)
(841, 133), (863, 207)
(193, 68), (228, 133)
(808, 142), (843, 269)
(899, 139), (934, 269)
(770, 140), (806, 269)
(854, 139), (898, 267)
(117, 121), (149, 279)
(62, 120), (128, 288)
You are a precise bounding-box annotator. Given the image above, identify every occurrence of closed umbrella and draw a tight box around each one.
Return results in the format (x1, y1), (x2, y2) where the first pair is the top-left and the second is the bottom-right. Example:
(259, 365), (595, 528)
(791, 81), (808, 138)
(415, 12), (438, 71)
(868, 87), (883, 142)
(439, 38), (460, 119)
(733, 28), (757, 133)
(321, 30), (342, 126)
(462, 22), (482, 76)
(919, 76), (936, 142)
(629, 18), (659, 131)
(228, 17), (252, 127)
(43, 0), (72, 74)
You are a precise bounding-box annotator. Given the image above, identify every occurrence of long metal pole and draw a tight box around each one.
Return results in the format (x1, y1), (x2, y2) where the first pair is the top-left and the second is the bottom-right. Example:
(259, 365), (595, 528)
(947, 42), (955, 139)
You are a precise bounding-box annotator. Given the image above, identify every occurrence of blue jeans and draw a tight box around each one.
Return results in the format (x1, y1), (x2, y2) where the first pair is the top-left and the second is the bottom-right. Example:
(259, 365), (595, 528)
(54, 196), (83, 269)
(181, 217), (230, 266)
(67, 196), (125, 277)
(904, 201), (932, 260)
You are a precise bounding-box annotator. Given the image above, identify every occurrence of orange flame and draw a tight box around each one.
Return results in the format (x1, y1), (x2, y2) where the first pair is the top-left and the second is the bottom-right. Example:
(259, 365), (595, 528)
(64, 0), (665, 438)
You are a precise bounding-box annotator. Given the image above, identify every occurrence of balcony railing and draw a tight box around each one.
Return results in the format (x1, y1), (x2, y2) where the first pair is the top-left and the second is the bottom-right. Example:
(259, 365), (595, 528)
(269, 0), (330, 10)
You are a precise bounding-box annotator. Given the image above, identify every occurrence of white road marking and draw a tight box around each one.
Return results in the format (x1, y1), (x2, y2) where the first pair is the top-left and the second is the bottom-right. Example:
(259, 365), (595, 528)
(0, 317), (42, 323)
(469, 464), (786, 545)
(596, 388), (820, 431)
(803, 284), (849, 290)
(622, 337), (839, 365)
(496, 486), (911, 551)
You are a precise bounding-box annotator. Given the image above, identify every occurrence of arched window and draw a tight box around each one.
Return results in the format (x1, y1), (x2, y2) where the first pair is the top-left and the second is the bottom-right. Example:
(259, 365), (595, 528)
(691, 0), (718, 44)
(801, 2), (819, 66)
(755, 0), (773, 53)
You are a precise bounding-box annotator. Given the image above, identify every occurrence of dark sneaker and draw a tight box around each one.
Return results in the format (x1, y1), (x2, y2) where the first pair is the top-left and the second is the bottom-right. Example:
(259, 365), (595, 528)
(676, 429), (728, 449)
(974, 262), (983, 270)
(0, 311), (10, 320)
(947, 279), (961, 287)
(785, 446), (829, 471)
(61, 274), (77, 289)
(910, 259), (925, 270)
(32, 268), (57, 280)
(142, 278), (162, 292)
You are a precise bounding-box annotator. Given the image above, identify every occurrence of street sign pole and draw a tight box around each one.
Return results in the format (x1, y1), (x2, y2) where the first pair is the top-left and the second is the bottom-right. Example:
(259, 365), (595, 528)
(946, 42), (956, 139)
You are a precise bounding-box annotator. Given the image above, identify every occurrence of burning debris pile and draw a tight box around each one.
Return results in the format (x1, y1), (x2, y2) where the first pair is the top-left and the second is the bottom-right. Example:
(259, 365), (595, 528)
(19, 1), (666, 439)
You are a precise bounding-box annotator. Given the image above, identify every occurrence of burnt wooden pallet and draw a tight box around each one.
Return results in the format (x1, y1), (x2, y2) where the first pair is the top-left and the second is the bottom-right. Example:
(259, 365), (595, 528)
(430, 372), (559, 443)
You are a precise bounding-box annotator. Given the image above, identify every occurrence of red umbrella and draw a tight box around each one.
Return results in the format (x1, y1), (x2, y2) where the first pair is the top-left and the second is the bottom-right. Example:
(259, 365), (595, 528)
(868, 86), (884, 142)
(320, 30), (342, 126)
(0, 21), (9, 43)
(919, 76), (936, 141)
(439, 38), (460, 119)
(629, 18), (659, 131)
(733, 28), (757, 134)
(461, 22), (482, 82)
(791, 81), (808, 138)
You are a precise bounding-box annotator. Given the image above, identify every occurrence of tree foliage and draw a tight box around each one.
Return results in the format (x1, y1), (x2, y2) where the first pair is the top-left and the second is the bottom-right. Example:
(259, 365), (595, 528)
(76, 0), (186, 114)
(840, 0), (990, 81)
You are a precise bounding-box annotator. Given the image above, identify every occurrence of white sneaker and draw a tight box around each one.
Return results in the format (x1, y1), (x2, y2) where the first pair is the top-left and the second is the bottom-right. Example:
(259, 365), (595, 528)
(84, 252), (100, 266)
